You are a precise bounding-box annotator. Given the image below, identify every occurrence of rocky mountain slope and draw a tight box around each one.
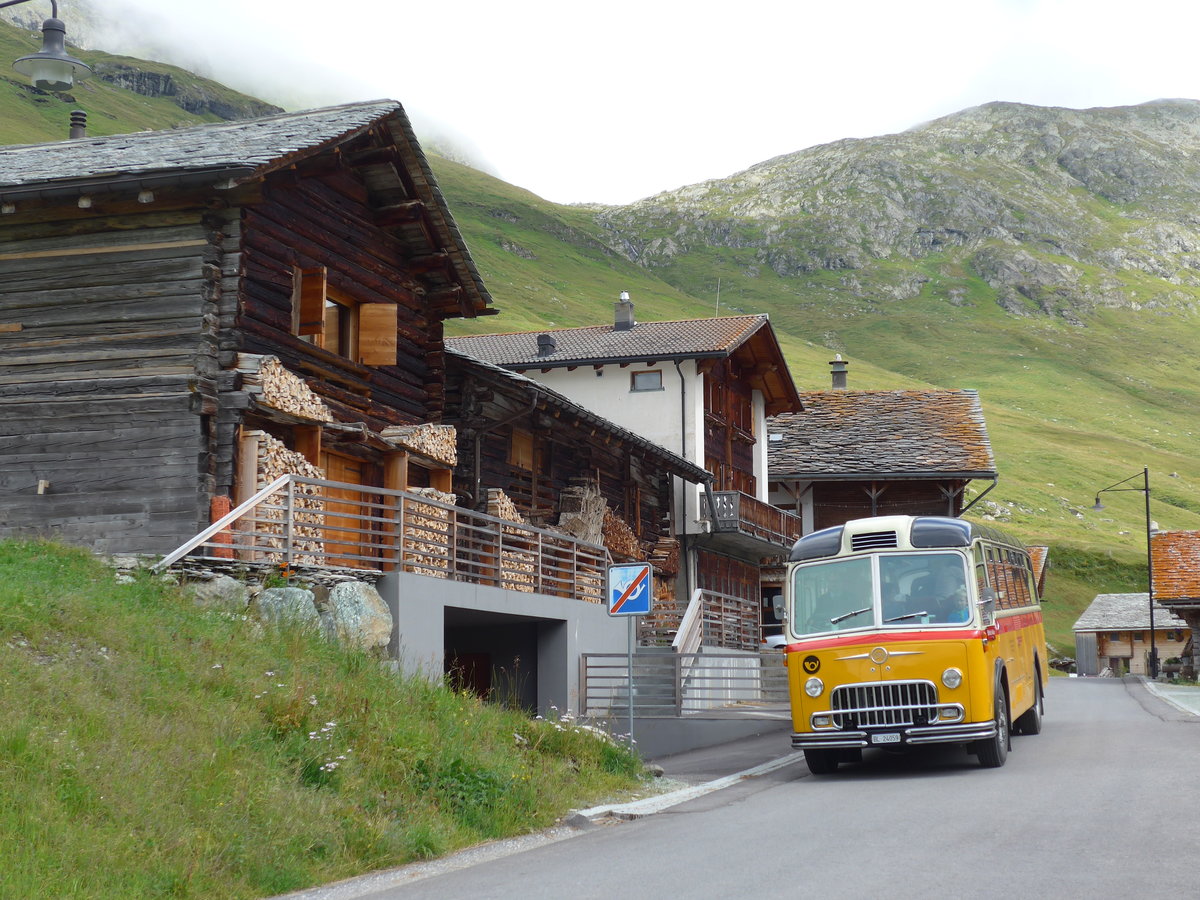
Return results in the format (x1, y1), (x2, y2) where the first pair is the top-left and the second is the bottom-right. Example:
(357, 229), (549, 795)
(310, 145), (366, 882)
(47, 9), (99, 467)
(595, 100), (1200, 325)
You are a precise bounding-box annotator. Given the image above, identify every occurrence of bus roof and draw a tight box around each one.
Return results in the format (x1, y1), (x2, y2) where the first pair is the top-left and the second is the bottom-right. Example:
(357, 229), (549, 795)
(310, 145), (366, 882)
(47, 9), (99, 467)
(788, 515), (1030, 562)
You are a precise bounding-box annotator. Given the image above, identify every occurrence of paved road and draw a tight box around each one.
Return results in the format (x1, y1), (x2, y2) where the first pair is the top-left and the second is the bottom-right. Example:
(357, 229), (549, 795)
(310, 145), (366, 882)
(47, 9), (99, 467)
(291, 678), (1200, 900)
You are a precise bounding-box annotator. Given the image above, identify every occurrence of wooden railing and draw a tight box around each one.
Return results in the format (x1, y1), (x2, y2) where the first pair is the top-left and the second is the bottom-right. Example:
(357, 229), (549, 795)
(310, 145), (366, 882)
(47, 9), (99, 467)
(709, 490), (802, 549)
(155, 476), (610, 604)
(701, 587), (762, 651)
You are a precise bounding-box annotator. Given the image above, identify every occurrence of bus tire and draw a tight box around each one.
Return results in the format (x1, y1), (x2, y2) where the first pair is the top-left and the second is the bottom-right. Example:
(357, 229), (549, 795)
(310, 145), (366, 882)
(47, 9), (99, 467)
(1014, 671), (1043, 736)
(974, 685), (1009, 768)
(804, 749), (840, 775)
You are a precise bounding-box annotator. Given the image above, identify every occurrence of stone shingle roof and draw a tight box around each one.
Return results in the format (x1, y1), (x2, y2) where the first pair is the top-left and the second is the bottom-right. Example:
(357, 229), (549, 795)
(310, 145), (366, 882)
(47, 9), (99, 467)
(1151, 531), (1200, 602)
(1073, 593), (1189, 632)
(0, 100), (400, 187)
(767, 390), (996, 479)
(445, 349), (710, 484)
(447, 315), (769, 367)
(0, 100), (492, 317)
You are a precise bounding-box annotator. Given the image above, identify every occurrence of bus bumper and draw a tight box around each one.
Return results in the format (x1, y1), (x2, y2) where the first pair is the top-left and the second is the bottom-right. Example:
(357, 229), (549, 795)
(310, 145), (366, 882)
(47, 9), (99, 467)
(791, 722), (997, 750)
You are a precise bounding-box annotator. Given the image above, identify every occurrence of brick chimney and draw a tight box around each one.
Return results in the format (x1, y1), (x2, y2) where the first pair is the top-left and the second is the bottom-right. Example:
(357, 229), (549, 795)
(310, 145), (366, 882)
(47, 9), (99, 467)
(614, 290), (636, 331)
(830, 354), (848, 389)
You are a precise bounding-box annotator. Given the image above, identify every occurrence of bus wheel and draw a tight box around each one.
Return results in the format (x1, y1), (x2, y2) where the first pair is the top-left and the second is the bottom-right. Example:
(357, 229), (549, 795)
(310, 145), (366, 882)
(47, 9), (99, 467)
(804, 749), (840, 775)
(1014, 673), (1043, 736)
(974, 688), (1009, 768)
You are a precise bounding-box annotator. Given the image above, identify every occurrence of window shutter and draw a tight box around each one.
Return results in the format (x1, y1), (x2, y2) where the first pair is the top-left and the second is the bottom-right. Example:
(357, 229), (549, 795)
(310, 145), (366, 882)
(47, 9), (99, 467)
(294, 266), (327, 336)
(358, 303), (398, 366)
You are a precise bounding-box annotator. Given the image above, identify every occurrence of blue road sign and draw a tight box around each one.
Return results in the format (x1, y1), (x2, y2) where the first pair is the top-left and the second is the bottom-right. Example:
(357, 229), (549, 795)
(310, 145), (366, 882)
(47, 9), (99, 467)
(608, 563), (653, 616)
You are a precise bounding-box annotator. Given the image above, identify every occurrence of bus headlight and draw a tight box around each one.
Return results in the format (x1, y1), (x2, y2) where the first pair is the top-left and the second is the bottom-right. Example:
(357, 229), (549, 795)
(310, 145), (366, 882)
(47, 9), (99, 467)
(941, 667), (963, 690)
(804, 677), (824, 698)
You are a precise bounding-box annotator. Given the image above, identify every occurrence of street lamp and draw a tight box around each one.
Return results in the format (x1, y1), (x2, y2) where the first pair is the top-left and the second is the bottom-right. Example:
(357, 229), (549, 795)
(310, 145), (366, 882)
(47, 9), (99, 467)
(1091, 466), (1158, 677)
(4, 0), (91, 92)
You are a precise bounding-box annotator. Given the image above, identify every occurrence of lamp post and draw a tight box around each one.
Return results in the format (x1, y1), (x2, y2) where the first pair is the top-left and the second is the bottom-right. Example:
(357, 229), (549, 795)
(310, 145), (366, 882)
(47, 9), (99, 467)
(3, 0), (91, 92)
(1091, 466), (1157, 677)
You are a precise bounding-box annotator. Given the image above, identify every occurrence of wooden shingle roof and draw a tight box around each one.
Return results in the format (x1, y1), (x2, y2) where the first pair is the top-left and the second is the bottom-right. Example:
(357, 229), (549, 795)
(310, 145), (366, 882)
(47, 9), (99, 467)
(1073, 593), (1189, 632)
(767, 390), (995, 479)
(1151, 531), (1200, 603)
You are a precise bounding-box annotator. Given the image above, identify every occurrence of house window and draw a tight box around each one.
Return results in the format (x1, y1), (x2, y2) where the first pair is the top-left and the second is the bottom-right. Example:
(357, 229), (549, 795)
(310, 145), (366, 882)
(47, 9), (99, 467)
(291, 266), (397, 365)
(1133, 632), (1143, 642)
(510, 428), (534, 470)
(1109, 632), (1121, 641)
(631, 370), (663, 392)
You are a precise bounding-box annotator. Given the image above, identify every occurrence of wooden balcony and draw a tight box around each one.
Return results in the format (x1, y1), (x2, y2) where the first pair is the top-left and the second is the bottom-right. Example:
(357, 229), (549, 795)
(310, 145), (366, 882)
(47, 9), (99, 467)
(155, 475), (610, 604)
(705, 490), (802, 557)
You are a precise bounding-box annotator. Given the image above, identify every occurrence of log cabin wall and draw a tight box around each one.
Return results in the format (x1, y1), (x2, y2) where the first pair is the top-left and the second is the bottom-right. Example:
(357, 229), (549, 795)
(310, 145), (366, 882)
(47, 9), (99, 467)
(0, 207), (226, 553)
(702, 357), (757, 496)
(812, 480), (965, 531)
(234, 167), (442, 432)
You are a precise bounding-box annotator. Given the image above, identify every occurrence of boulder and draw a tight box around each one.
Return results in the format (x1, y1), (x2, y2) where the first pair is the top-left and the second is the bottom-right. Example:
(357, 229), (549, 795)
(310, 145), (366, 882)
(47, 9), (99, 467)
(186, 574), (250, 613)
(318, 582), (393, 651)
(251, 587), (320, 629)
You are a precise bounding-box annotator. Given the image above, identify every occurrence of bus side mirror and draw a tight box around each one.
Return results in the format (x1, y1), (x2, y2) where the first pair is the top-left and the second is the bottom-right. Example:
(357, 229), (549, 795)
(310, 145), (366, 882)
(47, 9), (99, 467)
(772, 595), (785, 620)
(977, 588), (996, 626)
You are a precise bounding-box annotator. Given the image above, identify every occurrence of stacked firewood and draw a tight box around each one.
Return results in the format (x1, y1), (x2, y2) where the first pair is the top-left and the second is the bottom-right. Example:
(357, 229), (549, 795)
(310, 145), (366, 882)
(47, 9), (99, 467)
(401, 487), (455, 579)
(486, 488), (526, 524)
(602, 508), (644, 561)
(381, 423), (458, 466)
(648, 535), (680, 577)
(556, 482), (606, 546)
(245, 430), (325, 564)
(238, 355), (332, 421)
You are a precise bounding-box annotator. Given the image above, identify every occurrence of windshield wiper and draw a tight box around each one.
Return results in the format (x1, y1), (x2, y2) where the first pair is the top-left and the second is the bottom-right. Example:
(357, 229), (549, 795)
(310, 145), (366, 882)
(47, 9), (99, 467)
(830, 606), (871, 625)
(884, 610), (928, 623)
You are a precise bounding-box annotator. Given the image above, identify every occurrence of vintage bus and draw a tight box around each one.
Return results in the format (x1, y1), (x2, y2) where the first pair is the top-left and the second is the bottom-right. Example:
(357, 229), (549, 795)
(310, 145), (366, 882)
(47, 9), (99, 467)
(784, 515), (1047, 773)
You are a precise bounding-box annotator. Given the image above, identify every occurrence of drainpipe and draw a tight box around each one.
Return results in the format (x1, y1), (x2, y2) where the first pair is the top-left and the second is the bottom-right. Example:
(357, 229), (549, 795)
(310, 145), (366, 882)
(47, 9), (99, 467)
(674, 359), (692, 602)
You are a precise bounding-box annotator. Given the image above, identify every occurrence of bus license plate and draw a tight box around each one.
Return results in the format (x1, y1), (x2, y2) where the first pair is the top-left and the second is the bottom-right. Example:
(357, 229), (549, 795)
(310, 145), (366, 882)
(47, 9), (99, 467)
(872, 733), (901, 744)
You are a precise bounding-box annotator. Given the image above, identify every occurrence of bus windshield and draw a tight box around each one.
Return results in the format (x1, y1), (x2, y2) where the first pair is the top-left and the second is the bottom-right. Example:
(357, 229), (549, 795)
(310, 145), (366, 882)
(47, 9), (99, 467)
(791, 552), (971, 637)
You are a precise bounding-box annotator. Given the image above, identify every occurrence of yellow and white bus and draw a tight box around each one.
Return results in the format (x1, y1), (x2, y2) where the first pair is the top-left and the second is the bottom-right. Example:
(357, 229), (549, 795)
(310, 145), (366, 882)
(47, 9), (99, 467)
(784, 515), (1047, 774)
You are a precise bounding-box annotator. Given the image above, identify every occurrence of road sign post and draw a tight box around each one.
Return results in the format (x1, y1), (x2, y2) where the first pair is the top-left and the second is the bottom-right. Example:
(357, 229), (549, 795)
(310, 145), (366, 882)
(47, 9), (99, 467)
(608, 564), (654, 747)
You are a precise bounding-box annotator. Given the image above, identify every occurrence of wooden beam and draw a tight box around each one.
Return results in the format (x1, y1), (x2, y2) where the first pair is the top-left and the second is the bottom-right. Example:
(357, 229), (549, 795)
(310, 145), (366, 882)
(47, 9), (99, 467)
(373, 200), (425, 228)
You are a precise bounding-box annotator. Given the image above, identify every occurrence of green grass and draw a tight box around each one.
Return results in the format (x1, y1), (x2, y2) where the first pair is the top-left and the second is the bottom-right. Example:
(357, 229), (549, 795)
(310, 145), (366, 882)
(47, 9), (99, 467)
(0, 540), (646, 899)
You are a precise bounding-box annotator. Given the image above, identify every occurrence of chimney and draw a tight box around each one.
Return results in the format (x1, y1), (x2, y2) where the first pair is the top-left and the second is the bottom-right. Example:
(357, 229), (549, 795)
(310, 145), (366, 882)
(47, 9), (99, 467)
(830, 354), (848, 389)
(614, 290), (636, 331)
(536, 333), (557, 357)
(69, 109), (86, 140)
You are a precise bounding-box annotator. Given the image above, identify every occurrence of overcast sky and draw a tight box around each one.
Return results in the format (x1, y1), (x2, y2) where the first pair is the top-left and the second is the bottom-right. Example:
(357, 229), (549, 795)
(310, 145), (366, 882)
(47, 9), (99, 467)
(86, 0), (1200, 205)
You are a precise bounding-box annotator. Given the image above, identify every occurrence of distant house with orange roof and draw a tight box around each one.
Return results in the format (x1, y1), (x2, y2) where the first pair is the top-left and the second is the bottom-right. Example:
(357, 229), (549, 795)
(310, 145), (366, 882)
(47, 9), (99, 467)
(1150, 530), (1200, 674)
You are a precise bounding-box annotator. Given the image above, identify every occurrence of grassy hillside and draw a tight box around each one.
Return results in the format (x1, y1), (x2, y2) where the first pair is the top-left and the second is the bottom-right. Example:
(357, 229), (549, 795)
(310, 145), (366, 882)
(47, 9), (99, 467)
(0, 540), (645, 898)
(0, 19), (270, 144)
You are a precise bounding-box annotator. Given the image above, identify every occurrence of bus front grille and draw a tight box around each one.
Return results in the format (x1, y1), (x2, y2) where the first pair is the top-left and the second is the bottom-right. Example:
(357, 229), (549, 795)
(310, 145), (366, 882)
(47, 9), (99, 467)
(851, 530), (898, 551)
(830, 680), (939, 728)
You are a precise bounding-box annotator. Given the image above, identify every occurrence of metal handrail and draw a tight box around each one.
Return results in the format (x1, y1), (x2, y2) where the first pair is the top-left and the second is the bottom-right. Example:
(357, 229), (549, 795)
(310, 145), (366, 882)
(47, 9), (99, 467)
(153, 475), (613, 604)
(153, 474), (291, 572)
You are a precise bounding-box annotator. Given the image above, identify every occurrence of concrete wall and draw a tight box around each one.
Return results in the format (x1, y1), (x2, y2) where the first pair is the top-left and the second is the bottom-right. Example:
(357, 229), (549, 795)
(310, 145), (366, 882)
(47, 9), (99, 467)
(377, 571), (628, 716)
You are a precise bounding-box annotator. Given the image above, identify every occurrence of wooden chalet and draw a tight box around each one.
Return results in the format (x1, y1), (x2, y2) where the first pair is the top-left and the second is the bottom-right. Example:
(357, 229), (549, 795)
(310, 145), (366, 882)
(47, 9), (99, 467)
(767, 358), (997, 533)
(448, 300), (805, 650)
(0, 100), (494, 554)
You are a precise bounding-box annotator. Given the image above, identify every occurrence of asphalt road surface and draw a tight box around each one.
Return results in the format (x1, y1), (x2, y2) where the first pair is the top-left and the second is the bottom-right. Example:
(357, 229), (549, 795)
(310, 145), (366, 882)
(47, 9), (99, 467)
(300, 678), (1200, 899)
